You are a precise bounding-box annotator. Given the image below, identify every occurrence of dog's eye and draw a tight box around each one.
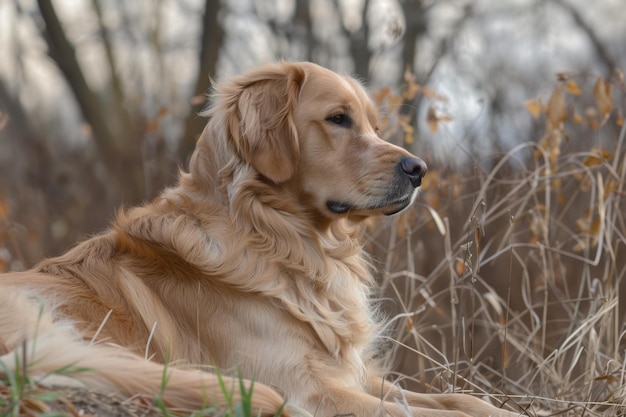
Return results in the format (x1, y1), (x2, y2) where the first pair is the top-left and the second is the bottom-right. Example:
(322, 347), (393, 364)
(326, 114), (352, 128)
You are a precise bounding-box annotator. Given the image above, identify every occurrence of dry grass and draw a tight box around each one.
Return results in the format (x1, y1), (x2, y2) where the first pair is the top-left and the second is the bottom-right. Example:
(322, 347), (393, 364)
(365, 74), (626, 416)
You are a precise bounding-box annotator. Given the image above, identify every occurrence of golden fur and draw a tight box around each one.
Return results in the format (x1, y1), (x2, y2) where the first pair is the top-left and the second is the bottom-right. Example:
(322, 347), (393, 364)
(0, 62), (520, 417)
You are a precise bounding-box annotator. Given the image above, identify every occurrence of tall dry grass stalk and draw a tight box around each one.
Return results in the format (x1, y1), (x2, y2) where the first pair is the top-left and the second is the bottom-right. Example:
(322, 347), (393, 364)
(369, 72), (626, 416)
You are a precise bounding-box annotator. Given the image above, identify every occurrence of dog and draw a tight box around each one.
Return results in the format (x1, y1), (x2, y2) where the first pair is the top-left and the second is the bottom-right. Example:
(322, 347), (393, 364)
(0, 62), (520, 417)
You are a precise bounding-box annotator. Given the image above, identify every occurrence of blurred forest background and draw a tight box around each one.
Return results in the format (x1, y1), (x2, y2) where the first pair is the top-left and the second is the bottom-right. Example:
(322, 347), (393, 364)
(2, 0), (626, 414)
(0, 0), (623, 264)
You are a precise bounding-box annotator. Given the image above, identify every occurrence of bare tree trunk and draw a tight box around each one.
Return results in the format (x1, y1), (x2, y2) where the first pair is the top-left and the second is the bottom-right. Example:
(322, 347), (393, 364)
(37, 0), (116, 159)
(342, 0), (372, 79)
(401, 0), (427, 79)
(295, 0), (314, 62)
(552, 0), (615, 75)
(36, 0), (145, 203)
(178, 0), (224, 162)
(91, 0), (132, 133)
(399, 1), (470, 143)
(398, 0), (428, 136)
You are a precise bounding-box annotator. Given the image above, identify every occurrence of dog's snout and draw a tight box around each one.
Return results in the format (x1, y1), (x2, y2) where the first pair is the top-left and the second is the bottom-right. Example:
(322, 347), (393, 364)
(399, 157), (428, 187)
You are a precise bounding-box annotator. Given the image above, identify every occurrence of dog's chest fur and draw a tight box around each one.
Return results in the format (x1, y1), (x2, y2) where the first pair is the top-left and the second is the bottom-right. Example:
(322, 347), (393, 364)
(110, 191), (379, 388)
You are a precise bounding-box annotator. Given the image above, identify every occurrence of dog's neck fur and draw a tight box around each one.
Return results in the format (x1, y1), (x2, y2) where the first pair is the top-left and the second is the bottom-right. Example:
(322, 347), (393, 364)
(139, 122), (381, 367)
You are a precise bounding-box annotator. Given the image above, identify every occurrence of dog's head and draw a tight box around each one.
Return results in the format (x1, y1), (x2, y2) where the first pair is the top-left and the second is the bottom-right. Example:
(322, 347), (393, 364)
(198, 62), (427, 224)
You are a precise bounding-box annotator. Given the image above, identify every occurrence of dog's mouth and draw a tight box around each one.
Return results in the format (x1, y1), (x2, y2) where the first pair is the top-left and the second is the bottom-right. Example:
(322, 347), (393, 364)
(327, 193), (415, 217)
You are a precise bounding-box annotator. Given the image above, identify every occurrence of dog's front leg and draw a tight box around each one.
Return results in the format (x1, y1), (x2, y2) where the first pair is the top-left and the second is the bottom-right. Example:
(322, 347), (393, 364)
(365, 377), (524, 417)
(305, 385), (485, 417)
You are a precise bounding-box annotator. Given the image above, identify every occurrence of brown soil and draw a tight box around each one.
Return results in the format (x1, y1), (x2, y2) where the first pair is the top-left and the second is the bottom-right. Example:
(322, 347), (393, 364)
(0, 384), (165, 417)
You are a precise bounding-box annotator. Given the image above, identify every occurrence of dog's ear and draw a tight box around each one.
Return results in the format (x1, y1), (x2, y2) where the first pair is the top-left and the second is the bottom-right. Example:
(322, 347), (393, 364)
(222, 63), (305, 183)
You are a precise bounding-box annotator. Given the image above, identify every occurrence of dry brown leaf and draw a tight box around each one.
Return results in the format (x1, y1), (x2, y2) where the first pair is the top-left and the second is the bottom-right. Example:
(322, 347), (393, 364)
(564, 79), (582, 95)
(525, 99), (543, 118)
(455, 259), (465, 275)
(403, 123), (415, 145)
(571, 110), (583, 124)
(403, 82), (421, 101)
(583, 147), (612, 167)
(426, 106), (439, 133)
(546, 87), (567, 128)
(0, 112), (8, 131)
(539, 128), (562, 164)
(596, 147), (612, 159)
(573, 241), (585, 252)
(588, 217), (601, 238)
(593, 76), (612, 121)
(373, 86), (391, 104)
(595, 374), (620, 384)
(0, 198), (8, 220)
(422, 86), (447, 102)
(399, 114), (414, 144)
(388, 94), (404, 108)
(584, 155), (603, 167)
(605, 180), (618, 200)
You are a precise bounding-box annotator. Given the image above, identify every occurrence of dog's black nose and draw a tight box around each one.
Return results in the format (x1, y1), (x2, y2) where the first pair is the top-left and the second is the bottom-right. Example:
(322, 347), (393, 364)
(399, 157), (428, 187)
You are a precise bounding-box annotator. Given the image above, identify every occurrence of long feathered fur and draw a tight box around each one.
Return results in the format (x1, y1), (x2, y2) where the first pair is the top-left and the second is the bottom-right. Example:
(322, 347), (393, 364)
(0, 291), (288, 415)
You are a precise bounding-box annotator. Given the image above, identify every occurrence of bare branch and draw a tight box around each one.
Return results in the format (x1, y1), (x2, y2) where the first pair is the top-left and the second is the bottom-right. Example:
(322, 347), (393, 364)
(35, 0), (120, 159)
(552, 0), (615, 74)
(178, 0), (224, 161)
(91, 0), (126, 107)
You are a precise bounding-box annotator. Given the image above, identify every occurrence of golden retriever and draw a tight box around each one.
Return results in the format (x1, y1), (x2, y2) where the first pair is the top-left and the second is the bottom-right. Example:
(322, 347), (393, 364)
(0, 62), (521, 417)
